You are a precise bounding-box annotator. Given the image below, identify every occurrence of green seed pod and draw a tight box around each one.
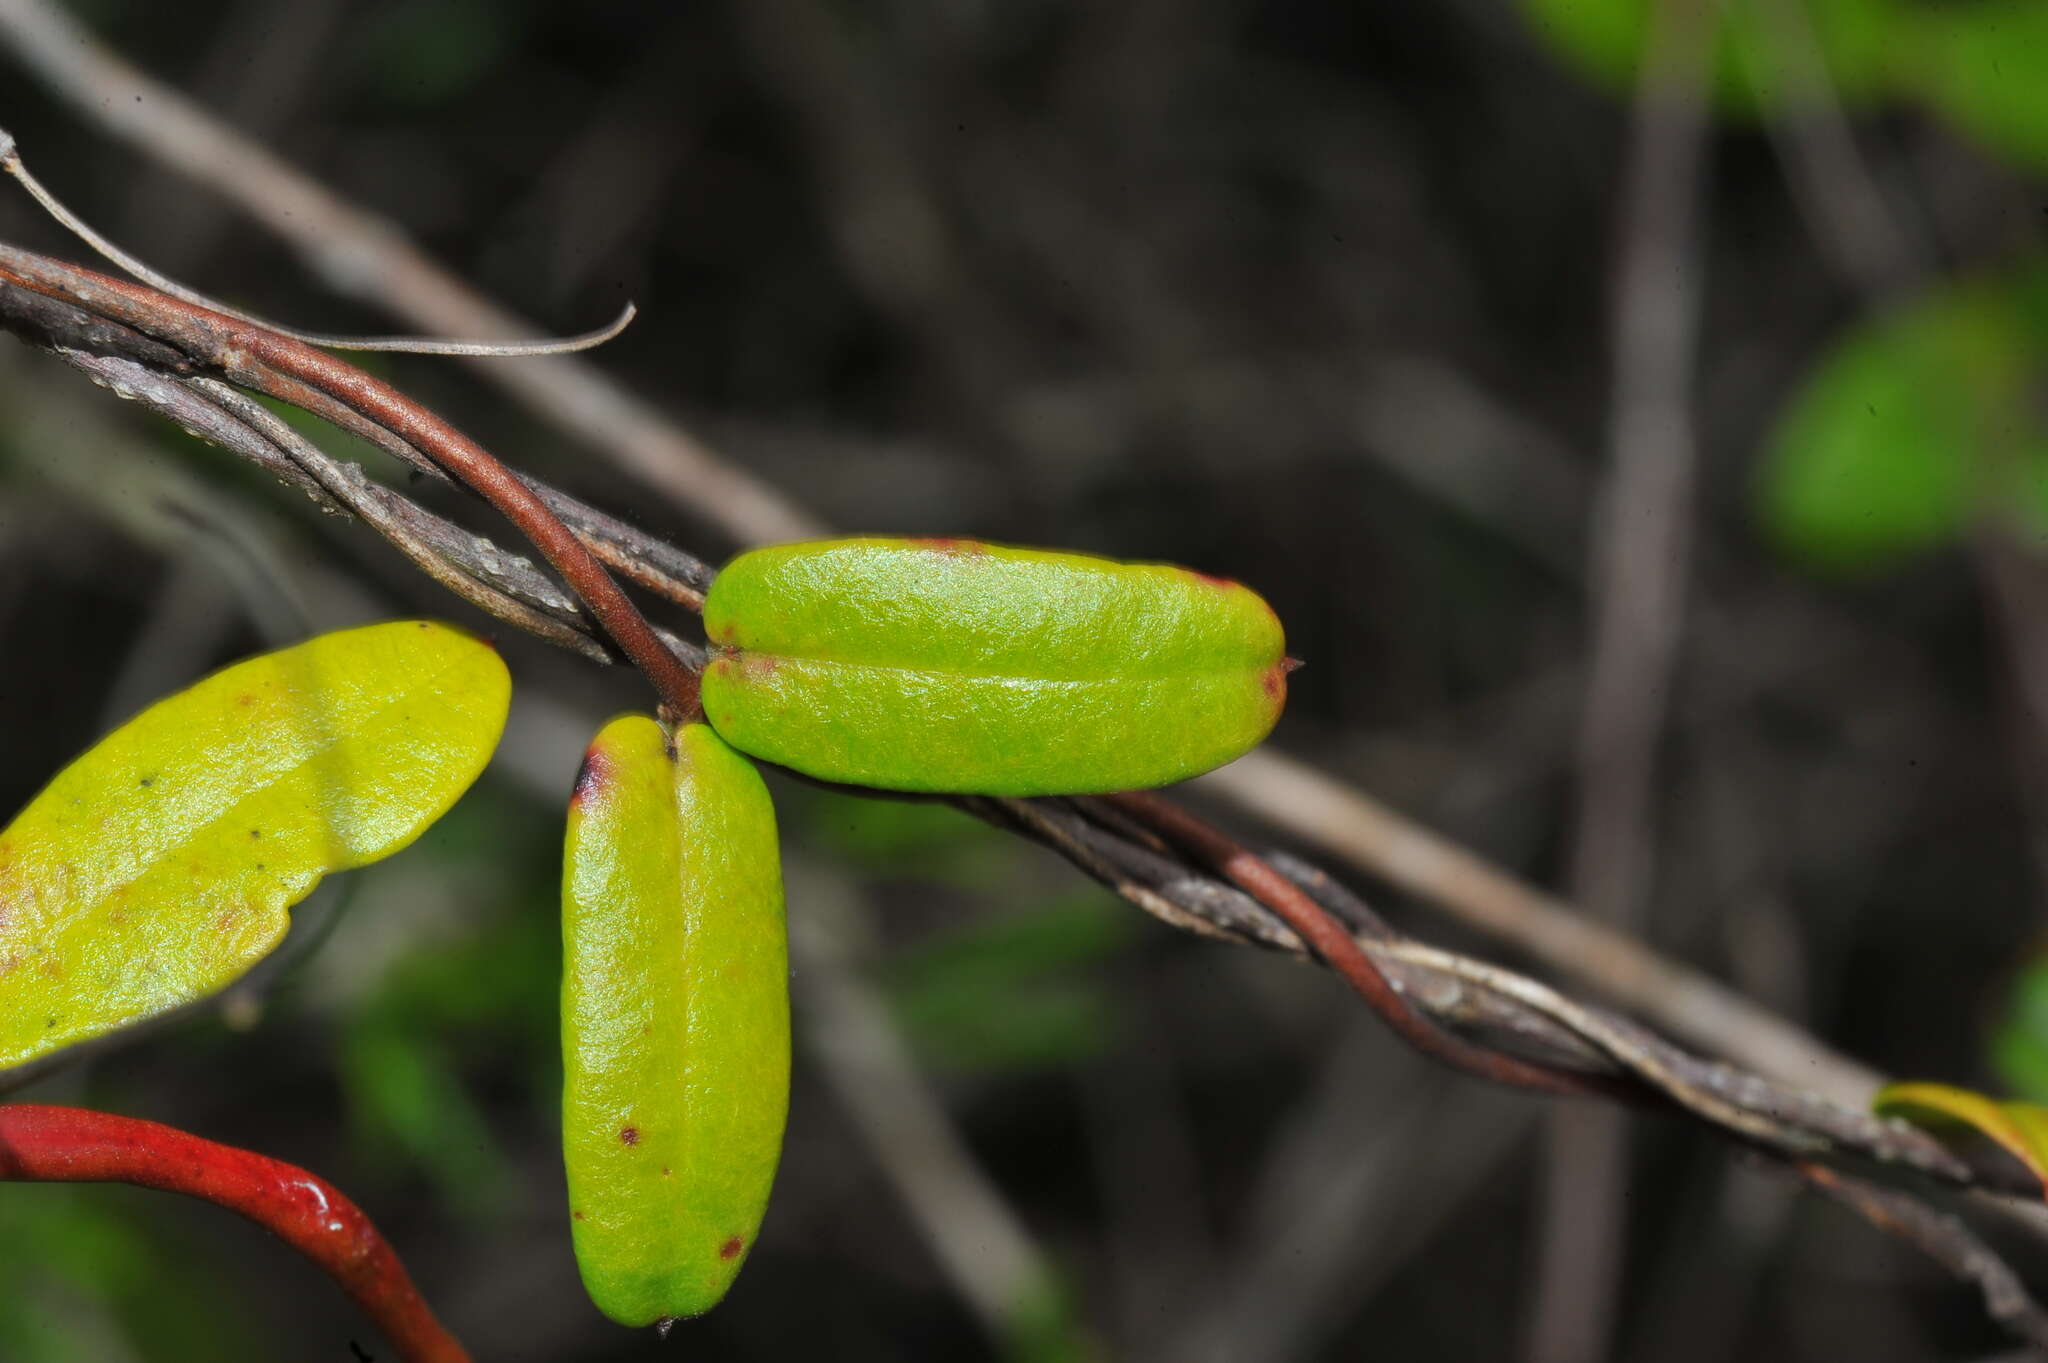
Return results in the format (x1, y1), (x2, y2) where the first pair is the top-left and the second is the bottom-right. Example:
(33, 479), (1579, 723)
(561, 716), (789, 1327)
(700, 537), (1289, 795)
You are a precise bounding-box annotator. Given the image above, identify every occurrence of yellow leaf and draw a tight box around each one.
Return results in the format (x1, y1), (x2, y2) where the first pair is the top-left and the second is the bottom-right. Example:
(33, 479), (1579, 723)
(1873, 1080), (2048, 1195)
(0, 620), (510, 1069)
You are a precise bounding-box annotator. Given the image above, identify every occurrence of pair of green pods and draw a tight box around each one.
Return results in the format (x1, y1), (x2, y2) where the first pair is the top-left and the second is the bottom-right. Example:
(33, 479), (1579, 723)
(0, 538), (1288, 1327)
(559, 537), (1290, 1325)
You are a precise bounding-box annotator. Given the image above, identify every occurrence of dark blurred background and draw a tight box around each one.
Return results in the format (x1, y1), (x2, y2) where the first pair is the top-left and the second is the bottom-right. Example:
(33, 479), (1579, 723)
(0, 0), (2045, 1359)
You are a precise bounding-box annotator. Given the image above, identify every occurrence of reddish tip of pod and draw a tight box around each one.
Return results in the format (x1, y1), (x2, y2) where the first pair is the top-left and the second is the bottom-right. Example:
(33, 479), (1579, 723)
(720, 1236), (745, 1260)
(905, 536), (985, 555)
(570, 747), (613, 809)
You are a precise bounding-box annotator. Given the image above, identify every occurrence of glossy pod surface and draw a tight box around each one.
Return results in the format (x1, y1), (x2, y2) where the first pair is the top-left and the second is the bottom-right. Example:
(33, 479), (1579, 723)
(701, 538), (1288, 795)
(561, 716), (789, 1326)
(0, 620), (509, 1070)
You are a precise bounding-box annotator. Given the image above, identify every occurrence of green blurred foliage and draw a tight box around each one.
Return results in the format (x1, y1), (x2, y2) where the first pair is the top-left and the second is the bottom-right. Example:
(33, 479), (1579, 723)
(1756, 258), (2048, 572)
(0, 1188), (251, 1363)
(1003, 1271), (1104, 1363)
(796, 785), (1022, 892)
(886, 893), (1133, 1075)
(334, 780), (561, 1223)
(1994, 958), (2048, 1104)
(1522, 0), (2048, 169)
(356, 0), (529, 106)
(1899, 1), (2048, 170)
(1521, 0), (1893, 115)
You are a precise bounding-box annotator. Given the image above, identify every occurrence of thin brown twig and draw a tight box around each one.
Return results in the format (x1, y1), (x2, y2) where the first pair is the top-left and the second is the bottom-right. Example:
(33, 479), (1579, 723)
(56, 350), (612, 663)
(1196, 749), (1885, 1104)
(1794, 1159), (2048, 1351)
(0, 0), (824, 547)
(1539, 0), (1716, 1345)
(0, 244), (699, 717)
(1108, 790), (1631, 1102)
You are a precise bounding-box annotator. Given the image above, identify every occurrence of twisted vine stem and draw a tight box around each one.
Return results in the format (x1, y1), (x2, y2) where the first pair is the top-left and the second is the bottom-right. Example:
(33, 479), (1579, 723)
(6, 239), (2048, 1350)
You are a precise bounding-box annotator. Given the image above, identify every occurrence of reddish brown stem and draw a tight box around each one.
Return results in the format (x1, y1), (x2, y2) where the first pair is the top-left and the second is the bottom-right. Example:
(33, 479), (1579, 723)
(1106, 790), (1615, 1099)
(0, 246), (699, 717)
(0, 1104), (470, 1363)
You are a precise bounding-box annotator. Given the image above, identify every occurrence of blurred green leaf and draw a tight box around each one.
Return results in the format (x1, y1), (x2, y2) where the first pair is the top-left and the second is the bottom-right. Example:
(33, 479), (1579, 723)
(886, 894), (1132, 1075)
(1519, 0), (1894, 116)
(1874, 1080), (2048, 1196)
(1004, 1270), (1103, 1363)
(1757, 262), (2048, 573)
(0, 1187), (248, 1362)
(798, 786), (1016, 891)
(1993, 959), (2048, 1103)
(359, 0), (519, 105)
(1902, 1), (2048, 171)
(340, 1018), (519, 1222)
(1523, 0), (2048, 175)
(331, 781), (563, 1221)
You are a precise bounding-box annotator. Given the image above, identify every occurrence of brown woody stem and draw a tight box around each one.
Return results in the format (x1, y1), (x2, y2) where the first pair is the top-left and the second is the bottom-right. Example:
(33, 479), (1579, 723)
(1106, 790), (1620, 1099)
(0, 244), (699, 717)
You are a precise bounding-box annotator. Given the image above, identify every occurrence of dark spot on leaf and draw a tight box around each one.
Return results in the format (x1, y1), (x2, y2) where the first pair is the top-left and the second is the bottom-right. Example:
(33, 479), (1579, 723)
(572, 1210), (586, 1221)
(662, 732), (678, 761)
(138, 775), (154, 788)
(249, 829), (262, 839)
(720, 1236), (744, 1259)
(661, 1166), (672, 1177)
(570, 747), (612, 809)
(236, 693), (255, 707)
(620, 1126), (640, 1146)
(44, 1016), (56, 1028)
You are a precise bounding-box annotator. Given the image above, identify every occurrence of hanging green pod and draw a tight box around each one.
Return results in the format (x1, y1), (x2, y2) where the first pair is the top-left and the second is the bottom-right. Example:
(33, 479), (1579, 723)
(0, 620), (509, 1070)
(700, 537), (1290, 795)
(561, 715), (789, 1327)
